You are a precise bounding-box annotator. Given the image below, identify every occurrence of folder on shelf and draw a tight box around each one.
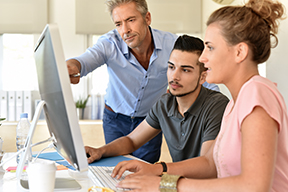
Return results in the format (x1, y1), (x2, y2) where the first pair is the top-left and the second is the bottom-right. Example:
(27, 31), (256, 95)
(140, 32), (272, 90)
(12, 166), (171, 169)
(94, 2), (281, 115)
(0, 91), (8, 119)
(23, 91), (32, 120)
(8, 91), (16, 121)
(16, 91), (23, 121)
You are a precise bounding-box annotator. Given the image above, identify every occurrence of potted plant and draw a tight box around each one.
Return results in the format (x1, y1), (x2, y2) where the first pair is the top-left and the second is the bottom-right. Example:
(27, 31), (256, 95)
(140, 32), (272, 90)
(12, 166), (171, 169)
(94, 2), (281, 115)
(0, 118), (4, 126)
(75, 95), (90, 119)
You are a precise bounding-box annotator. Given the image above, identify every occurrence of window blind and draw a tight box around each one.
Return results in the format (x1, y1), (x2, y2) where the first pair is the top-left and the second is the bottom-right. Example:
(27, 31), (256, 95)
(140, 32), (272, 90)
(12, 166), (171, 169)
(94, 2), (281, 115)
(75, 0), (202, 34)
(0, 0), (47, 34)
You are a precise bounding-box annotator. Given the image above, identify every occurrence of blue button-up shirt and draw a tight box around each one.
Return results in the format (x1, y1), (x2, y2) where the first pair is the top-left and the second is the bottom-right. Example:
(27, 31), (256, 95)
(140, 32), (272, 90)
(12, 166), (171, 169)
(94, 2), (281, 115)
(72, 28), (178, 117)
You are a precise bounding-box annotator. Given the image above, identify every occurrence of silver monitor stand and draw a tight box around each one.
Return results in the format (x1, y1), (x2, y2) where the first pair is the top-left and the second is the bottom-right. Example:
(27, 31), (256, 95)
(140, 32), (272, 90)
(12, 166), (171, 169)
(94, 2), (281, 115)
(16, 101), (82, 190)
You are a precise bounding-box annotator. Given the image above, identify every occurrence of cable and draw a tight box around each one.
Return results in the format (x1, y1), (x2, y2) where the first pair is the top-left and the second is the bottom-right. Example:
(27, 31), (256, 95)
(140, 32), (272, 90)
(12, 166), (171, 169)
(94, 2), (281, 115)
(0, 136), (55, 167)
(32, 143), (55, 163)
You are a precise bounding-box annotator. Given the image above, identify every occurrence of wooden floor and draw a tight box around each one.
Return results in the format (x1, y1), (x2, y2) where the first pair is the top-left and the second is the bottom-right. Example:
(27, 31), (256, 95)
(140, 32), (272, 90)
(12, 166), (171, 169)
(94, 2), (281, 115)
(0, 120), (172, 163)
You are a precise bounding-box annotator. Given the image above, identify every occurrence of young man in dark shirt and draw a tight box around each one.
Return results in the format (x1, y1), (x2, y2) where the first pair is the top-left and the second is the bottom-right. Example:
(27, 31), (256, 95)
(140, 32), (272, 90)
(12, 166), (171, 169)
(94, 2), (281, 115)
(85, 35), (229, 163)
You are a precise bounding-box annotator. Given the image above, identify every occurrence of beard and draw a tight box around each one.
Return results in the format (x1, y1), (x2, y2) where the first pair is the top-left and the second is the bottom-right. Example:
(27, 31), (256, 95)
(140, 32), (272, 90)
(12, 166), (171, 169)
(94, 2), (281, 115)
(169, 76), (201, 97)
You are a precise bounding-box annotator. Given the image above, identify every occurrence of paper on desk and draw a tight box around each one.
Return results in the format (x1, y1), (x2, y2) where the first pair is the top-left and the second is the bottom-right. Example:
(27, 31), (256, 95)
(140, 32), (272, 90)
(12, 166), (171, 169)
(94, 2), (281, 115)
(6, 165), (67, 172)
(32, 151), (132, 169)
(56, 160), (76, 171)
(89, 156), (132, 167)
(6, 166), (27, 172)
(32, 152), (64, 161)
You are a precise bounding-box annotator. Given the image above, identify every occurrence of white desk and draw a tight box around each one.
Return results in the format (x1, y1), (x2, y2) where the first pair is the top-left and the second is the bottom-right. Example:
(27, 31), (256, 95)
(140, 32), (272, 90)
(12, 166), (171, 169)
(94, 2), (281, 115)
(0, 153), (96, 192)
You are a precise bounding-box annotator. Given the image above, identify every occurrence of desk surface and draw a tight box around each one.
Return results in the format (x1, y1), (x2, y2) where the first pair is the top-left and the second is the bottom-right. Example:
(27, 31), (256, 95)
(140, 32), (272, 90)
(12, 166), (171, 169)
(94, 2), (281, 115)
(0, 153), (96, 192)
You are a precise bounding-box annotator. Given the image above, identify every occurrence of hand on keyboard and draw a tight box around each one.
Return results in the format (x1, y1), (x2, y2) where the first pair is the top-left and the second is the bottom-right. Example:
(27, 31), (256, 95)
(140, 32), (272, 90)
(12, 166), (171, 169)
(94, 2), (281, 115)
(112, 160), (159, 179)
(89, 166), (131, 191)
(117, 175), (162, 192)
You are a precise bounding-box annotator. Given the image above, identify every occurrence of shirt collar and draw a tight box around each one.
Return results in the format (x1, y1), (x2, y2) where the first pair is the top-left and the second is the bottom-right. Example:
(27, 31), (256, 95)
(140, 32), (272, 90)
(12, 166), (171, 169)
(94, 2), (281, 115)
(185, 86), (208, 116)
(167, 86), (208, 118)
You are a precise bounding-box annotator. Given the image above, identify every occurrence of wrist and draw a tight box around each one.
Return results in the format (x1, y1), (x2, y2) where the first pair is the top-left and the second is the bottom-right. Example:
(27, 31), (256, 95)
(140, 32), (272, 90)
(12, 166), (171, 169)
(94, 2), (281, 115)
(155, 163), (164, 176)
(154, 161), (167, 175)
(159, 174), (182, 192)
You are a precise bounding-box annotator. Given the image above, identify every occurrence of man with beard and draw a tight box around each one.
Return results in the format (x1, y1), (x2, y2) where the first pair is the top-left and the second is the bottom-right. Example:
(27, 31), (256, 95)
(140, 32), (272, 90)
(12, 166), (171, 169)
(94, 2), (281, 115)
(67, 0), (218, 164)
(85, 35), (229, 164)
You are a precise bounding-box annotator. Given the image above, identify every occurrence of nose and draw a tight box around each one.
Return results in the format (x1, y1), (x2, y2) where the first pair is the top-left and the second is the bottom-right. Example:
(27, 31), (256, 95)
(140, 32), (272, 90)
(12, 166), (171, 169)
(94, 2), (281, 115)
(122, 22), (131, 34)
(171, 68), (180, 81)
(199, 51), (207, 63)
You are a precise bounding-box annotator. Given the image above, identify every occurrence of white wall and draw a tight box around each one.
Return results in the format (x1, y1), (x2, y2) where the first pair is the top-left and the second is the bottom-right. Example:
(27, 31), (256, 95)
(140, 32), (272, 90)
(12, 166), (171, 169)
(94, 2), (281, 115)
(48, 0), (90, 103)
(267, 1), (288, 105)
(48, 0), (87, 58)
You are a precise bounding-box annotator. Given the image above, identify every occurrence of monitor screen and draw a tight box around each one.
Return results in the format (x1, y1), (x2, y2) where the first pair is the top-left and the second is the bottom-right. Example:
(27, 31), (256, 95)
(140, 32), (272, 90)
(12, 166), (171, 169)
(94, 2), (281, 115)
(33, 24), (88, 172)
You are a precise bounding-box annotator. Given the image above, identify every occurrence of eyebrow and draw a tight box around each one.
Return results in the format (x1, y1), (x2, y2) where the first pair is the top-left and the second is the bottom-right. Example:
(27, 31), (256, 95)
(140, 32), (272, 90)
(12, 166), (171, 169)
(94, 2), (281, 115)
(205, 41), (211, 45)
(168, 61), (195, 69)
(114, 16), (136, 25)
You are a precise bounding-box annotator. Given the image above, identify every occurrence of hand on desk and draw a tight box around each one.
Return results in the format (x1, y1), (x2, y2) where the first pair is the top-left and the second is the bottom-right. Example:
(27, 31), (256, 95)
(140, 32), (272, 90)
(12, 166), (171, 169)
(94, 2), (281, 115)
(85, 146), (102, 164)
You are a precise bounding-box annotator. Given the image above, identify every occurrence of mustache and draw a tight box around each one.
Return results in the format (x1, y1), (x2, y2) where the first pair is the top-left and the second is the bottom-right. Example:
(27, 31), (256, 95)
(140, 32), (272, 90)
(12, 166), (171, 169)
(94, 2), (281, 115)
(123, 33), (135, 39)
(169, 81), (183, 87)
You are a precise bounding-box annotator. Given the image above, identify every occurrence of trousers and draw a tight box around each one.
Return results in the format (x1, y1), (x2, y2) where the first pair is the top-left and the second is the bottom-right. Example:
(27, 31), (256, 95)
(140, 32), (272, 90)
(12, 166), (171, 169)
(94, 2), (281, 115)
(102, 107), (162, 163)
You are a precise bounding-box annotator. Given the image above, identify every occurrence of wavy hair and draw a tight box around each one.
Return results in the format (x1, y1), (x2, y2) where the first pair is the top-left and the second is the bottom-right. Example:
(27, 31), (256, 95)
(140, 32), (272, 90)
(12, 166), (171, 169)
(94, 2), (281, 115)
(207, 0), (286, 64)
(105, 0), (148, 19)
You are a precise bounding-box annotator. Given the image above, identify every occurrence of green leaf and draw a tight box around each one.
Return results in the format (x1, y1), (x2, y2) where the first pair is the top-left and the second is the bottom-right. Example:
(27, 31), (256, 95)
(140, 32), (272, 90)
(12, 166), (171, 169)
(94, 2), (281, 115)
(0, 117), (5, 126)
(75, 95), (90, 108)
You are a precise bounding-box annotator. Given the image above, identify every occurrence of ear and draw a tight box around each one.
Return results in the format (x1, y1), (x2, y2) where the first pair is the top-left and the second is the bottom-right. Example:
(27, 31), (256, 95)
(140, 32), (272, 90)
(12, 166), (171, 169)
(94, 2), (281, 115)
(199, 71), (207, 85)
(235, 42), (249, 64)
(145, 12), (151, 26)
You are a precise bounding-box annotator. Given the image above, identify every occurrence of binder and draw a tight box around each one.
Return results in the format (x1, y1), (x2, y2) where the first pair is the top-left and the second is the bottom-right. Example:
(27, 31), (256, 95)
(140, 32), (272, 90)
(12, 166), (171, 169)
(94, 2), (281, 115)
(0, 90), (8, 119)
(23, 91), (32, 121)
(8, 91), (16, 121)
(16, 91), (23, 121)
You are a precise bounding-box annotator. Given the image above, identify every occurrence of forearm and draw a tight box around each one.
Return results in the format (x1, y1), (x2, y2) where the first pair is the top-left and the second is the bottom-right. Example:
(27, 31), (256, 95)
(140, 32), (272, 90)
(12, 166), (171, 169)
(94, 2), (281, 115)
(100, 136), (137, 158)
(177, 175), (270, 192)
(166, 156), (217, 179)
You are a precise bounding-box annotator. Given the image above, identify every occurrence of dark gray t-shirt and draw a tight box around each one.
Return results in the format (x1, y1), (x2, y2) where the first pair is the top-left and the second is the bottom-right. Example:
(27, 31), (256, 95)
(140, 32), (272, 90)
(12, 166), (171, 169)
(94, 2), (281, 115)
(146, 86), (229, 162)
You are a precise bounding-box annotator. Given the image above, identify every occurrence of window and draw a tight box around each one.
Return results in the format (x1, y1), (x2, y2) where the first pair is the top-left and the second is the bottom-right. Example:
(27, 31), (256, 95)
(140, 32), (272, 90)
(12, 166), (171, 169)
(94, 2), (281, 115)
(90, 35), (109, 95)
(1, 34), (38, 91)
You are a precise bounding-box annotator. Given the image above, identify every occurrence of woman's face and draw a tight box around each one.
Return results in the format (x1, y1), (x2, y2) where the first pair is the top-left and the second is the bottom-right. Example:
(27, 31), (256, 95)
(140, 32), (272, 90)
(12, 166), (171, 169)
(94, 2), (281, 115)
(199, 23), (238, 84)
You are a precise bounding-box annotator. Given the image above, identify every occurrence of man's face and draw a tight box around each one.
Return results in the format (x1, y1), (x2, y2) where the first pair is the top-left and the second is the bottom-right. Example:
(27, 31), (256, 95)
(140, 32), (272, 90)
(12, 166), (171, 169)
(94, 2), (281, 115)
(112, 2), (151, 49)
(167, 50), (205, 97)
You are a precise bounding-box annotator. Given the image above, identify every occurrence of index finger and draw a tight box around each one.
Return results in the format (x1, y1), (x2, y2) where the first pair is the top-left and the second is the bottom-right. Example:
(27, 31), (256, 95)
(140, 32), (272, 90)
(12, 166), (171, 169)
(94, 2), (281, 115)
(85, 146), (96, 164)
(112, 160), (131, 179)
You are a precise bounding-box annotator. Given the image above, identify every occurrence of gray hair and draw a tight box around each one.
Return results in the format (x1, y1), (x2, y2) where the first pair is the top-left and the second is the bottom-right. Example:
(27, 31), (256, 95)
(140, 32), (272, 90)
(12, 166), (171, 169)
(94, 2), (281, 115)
(105, 0), (148, 19)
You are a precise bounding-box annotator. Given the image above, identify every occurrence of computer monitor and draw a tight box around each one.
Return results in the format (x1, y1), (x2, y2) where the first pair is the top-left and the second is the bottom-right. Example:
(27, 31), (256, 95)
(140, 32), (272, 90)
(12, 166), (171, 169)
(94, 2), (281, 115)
(1, 23), (89, 190)
(17, 23), (89, 189)
(32, 23), (88, 172)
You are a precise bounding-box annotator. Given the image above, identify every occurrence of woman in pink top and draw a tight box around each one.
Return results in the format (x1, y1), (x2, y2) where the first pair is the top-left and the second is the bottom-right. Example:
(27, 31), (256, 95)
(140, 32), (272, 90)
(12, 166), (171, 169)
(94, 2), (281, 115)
(112, 0), (288, 191)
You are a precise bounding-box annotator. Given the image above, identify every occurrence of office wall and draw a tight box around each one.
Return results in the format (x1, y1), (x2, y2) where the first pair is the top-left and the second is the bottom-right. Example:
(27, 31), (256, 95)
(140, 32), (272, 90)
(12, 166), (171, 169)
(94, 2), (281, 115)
(48, 0), (90, 103)
(267, 1), (288, 105)
(48, 0), (87, 59)
(51, 0), (288, 104)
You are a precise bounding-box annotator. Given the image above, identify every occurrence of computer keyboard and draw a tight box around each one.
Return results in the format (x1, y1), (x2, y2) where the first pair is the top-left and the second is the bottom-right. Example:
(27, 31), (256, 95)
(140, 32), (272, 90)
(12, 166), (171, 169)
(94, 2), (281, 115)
(89, 166), (131, 191)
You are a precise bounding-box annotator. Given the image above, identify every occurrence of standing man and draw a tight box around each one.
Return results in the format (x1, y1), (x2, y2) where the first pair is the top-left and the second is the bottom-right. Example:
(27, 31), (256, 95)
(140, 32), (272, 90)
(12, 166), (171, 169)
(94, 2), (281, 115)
(67, 0), (218, 163)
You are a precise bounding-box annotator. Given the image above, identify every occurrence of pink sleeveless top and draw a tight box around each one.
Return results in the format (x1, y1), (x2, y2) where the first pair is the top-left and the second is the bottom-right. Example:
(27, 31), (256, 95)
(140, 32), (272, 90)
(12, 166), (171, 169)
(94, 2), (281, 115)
(213, 75), (288, 191)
